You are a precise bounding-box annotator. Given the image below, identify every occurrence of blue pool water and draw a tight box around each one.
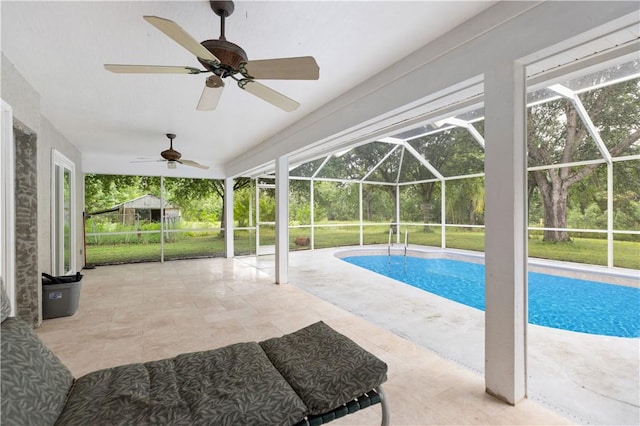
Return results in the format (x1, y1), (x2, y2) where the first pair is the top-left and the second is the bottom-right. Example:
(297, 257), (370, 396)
(342, 256), (640, 338)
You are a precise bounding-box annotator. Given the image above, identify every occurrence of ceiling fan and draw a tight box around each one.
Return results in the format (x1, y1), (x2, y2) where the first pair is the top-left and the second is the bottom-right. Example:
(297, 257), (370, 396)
(133, 133), (209, 170)
(104, 0), (319, 112)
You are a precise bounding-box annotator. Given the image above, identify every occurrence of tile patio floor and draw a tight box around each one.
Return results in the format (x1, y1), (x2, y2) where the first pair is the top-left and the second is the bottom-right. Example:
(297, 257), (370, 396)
(35, 251), (629, 425)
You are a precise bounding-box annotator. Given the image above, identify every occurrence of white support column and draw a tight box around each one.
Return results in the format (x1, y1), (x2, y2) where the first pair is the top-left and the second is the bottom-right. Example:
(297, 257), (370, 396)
(160, 176), (165, 263)
(441, 181), (446, 248)
(359, 183), (364, 246)
(310, 180), (315, 250)
(249, 179), (253, 229)
(275, 156), (289, 284)
(224, 177), (234, 258)
(396, 185), (400, 244)
(484, 61), (528, 405)
(255, 180), (260, 255)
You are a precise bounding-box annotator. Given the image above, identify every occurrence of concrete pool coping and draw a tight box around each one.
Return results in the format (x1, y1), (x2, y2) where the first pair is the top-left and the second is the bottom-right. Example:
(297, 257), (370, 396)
(334, 245), (640, 287)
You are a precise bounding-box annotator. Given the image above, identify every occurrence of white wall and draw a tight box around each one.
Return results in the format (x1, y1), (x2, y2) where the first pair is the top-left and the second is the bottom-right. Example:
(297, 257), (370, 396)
(1, 53), (40, 135)
(1, 53), (84, 324)
(38, 118), (84, 275)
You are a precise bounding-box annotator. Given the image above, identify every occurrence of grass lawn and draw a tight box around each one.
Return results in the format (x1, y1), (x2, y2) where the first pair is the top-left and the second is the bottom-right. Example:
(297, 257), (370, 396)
(86, 233), (256, 264)
(86, 226), (639, 270)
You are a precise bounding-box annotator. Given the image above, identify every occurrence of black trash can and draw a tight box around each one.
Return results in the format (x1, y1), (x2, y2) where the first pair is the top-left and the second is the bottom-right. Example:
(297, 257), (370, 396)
(42, 272), (83, 319)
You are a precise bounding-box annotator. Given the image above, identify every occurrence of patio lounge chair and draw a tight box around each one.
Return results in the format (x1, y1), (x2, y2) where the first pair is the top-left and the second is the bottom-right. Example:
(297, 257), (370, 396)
(0, 282), (389, 426)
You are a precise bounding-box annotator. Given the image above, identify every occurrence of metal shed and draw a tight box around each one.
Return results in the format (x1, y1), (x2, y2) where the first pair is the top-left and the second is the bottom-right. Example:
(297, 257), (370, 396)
(112, 194), (179, 225)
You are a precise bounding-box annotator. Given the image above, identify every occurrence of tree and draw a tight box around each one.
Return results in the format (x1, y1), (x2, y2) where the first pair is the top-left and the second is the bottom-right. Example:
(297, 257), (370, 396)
(163, 178), (220, 222)
(446, 177), (485, 226)
(208, 178), (252, 233)
(356, 143), (400, 224)
(312, 181), (359, 221)
(85, 175), (160, 213)
(528, 75), (640, 242)
(164, 177), (254, 229)
(309, 142), (398, 222)
(401, 125), (484, 230)
(85, 174), (252, 233)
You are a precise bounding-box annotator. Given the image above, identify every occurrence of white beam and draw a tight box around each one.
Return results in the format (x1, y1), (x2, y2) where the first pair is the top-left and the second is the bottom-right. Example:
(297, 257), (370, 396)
(484, 61), (528, 405)
(359, 182), (364, 246)
(160, 176), (165, 263)
(396, 147), (405, 184)
(548, 84), (612, 164)
(441, 182), (446, 249)
(310, 180), (315, 250)
(224, 177), (234, 258)
(311, 155), (333, 179)
(361, 145), (401, 182)
(466, 123), (485, 149)
(396, 185), (400, 244)
(255, 179), (260, 255)
(379, 137), (404, 144)
(402, 142), (445, 180)
(607, 164), (614, 268)
(275, 156), (289, 284)
(440, 117), (486, 149)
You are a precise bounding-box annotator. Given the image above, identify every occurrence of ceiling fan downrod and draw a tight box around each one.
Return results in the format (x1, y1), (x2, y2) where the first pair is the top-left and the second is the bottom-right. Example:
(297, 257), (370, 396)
(210, 1), (234, 41)
(166, 133), (176, 150)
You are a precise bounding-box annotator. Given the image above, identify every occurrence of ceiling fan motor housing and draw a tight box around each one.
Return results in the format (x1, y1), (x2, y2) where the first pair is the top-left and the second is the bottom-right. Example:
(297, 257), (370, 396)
(198, 39), (248, 76)
(161, 148), (182, 161)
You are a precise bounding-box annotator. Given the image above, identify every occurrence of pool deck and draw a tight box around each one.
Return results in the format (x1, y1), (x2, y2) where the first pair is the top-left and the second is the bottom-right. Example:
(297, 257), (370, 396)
(241, 246), (640, 425)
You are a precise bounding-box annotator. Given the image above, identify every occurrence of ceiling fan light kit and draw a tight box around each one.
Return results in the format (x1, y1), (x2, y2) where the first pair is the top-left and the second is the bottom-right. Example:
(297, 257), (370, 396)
(105, 0), (319, 112)
(205, 75), (224, 88)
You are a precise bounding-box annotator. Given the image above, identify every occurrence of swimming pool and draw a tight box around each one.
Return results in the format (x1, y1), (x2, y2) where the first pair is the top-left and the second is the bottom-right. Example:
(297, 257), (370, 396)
(341, 255), (640, 338)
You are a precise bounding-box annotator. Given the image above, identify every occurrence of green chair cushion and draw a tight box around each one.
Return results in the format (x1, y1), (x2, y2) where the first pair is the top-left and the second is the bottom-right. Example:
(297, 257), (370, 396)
(1, 318), (73, 426)
(1, 278), (11, 323)
(260, 321), (388, 416)
(56, 342), (307, 426)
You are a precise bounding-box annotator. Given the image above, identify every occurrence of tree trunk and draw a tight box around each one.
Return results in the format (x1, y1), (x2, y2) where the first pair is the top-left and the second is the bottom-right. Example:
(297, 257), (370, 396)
(468, 200), (475, 229)
(542, 192), (570, 241)
(365, 191), (371, 220)
(219, 199), (225, 237)
(421, 202), (431, 232)
(384, 188), (398, 234)
(419, 183), (435, 232)
(534, 169), (571, 242)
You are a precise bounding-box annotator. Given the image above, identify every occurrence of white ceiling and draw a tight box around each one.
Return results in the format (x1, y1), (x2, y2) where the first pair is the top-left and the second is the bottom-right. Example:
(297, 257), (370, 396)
(1, 1), (496, 178)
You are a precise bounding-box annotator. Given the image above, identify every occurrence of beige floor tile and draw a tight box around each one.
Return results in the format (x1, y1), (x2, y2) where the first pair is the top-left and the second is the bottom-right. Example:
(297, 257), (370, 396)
(33, 256), (581, 426)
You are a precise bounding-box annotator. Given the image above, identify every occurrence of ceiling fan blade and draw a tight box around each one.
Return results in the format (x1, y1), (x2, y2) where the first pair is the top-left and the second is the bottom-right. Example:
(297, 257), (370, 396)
(241, 56), (319, 80)
(239, 80), (300, 112)
(180, 159), (210, 170)
(167, 161), (177, 170)
(196, 76), (225, 111)
(143, 16), (220, 64)
(105, 64), (202, 74)
(131, 159), (165, 163)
